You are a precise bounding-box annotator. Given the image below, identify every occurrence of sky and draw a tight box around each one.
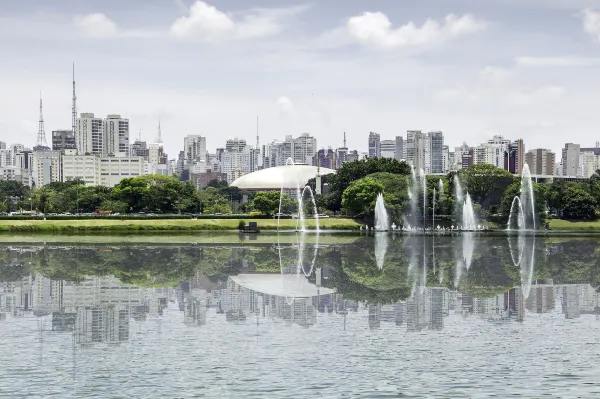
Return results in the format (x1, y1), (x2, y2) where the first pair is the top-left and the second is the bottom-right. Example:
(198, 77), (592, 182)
(2, 0), (600, 158)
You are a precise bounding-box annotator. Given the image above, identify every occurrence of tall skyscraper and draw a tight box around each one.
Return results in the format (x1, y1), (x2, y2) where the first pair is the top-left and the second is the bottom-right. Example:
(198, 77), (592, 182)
(562, 143), (580, 176)
(368, 132), (381, 158)
(104, 115), (130, 156)
(487, 135), (511, 169)
(76, 113), (104, 155)
(428, 131), (444, 173)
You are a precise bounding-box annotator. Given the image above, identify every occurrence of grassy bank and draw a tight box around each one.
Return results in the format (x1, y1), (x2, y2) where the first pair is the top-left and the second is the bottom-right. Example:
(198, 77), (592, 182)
(0, 218), (362, 233)
(548, 219), (600, 231)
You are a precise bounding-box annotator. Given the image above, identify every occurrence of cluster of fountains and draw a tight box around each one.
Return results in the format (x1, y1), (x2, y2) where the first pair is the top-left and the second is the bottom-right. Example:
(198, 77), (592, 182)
(374, 163), (537, 234)
(374, 168), (479, 233)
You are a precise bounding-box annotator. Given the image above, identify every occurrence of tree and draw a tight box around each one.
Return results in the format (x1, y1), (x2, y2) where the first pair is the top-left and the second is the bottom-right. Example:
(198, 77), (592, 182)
(341, 177), (384, 216)
(98, 200), (129, 213)
(319, 158), (411, 213)
(562, 184), (596, 220)
(499, 180), (548, 225)
(252, 191), (290, 215)
(459, 164), (515, 208)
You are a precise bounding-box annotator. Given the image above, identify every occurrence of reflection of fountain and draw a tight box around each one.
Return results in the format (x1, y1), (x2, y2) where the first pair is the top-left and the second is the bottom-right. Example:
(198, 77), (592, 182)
(374, 232), (388, 270)
(507, 164), (536, 230)
(453, 232), (475, 287)
(507, 234), (535, 299)
(374, 193), (389, 231)
(454, 175), (477, 230)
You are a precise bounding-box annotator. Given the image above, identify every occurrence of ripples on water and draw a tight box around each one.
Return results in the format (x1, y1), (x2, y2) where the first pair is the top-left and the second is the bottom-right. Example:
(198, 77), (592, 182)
(0, 234), (599, 398)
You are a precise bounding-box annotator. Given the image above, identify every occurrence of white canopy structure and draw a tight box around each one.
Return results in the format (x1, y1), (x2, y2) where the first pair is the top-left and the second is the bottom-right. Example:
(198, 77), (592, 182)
(230, 273), (335, 298)
(231, 164), (335, 190)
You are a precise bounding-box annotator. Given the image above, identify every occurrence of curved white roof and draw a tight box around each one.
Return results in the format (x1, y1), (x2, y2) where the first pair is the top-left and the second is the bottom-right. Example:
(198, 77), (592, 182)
(231, 164), (335, 190)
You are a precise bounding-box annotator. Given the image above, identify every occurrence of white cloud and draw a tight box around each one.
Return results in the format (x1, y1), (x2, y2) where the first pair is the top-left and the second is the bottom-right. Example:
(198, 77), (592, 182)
(276, 96), (294, 114)
(582, 9), (600, 42)
(74, 13), (118, 37)
(347, 12), (486, 50)
(515, 56), (600, 67)
(510, 85), (565, 106)
(170, 1), (281, 40)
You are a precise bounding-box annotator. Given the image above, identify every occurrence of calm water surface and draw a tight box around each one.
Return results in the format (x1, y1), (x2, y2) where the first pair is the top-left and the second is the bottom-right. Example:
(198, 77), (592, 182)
(0, 233), (599, 398)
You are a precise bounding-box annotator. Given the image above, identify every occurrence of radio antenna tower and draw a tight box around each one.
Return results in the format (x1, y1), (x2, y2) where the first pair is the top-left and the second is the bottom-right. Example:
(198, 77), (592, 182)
(37, 92), (47, 147)
(343, 131), (347, 148)
(156, 119), (163, 144)
(72, 63), (77, 138)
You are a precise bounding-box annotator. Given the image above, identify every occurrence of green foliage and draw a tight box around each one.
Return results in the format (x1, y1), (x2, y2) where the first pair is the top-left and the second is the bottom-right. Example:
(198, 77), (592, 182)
(562, 184), (597, 219)
(499, 180), (548, 225)
(312, 158), (411, 213)
(252, 191), (291, 216)
(342, 177), (384, 216)
(237, 220), (246, 230)
(365, 172), (410, 224)
(98, 200), (129, 213)
(459, 164), (516, 207)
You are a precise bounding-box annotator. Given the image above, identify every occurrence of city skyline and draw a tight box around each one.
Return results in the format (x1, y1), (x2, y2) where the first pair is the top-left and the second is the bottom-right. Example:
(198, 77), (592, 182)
(2, 1), (600, 159)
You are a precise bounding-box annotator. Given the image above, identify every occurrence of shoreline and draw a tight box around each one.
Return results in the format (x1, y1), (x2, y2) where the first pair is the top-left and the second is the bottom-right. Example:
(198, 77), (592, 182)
(0, 218), (362, 232)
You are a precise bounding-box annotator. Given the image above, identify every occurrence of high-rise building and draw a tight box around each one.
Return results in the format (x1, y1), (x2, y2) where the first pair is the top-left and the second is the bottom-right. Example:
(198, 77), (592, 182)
(473, 143), (494, 165)
(505, 139), (525, 174)
(15, 151), (33, 171)
(130, 140), (148, 159)
(76, 113), (104, 155)
(104, 115), (130, 156)
(225, 138), (247, 153)
(33, 150), (61, 187)
(395, 136), (404, 161)
(405, 130), (421, 169)
(0, 142), (5, 150)
(525, 149), (555, 175)
(578, 151), (600, 178)
(487, 135), (511, 169)
(368, 132), (381, 158)
(184, 135), (207, 164)
(52, 130), (77, 151)
(442, 145), (450, 173)
(313, 148), (336, 169)
(293, 133), (317, 165)
(380, 139), (396, 159)
(428, 131), (444, 173)
(561, 143), (580, 177)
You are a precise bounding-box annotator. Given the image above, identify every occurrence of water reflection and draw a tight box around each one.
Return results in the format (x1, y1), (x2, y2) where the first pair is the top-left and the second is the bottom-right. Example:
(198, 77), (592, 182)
(0, 235), (599, 340)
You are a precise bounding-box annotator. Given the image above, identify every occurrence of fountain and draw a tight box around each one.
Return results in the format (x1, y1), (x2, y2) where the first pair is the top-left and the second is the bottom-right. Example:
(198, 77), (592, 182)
(421, 170), (427, 230)
(275, 157), (320, 233)
(454, 175), (477, 231)
(507, 163), (536, 230)
(296, 186), (320, 233)
(374, 193), (389, 231)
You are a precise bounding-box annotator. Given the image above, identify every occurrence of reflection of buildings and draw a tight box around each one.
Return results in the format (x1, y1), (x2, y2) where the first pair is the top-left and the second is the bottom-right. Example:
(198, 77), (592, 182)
(369, 288), (449, 332)
(75, 305), (129, 344)
(525, 285), (555, 314)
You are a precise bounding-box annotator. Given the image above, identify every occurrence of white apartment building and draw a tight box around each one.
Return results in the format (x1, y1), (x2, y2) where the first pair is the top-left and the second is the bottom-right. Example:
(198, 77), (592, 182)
(487, 135), (511, 168)
(473, 143), (494, 166)
(104, 114), (130, 156)
(184, 135), (207, 163)
(61, 150), (101, 185)
(76, 113), (104, 155)
(221, 147), (260, 183)
(0, 149), (12, 167)
(293, 133), (317, 165)
(99, 156), (145, 187)
(368, 132), (381, 159)
(33, 150), (61, 187)
(579, 151), (600, 178)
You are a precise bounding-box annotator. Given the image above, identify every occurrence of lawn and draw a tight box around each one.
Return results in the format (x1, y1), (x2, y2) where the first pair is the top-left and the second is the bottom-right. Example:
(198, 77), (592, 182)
(0, 217), (362, 233)
(548, 219), (600, 231)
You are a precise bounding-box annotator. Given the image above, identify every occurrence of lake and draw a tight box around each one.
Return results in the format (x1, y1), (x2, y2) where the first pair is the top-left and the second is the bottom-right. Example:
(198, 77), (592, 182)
(1, 233), (599, 398)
